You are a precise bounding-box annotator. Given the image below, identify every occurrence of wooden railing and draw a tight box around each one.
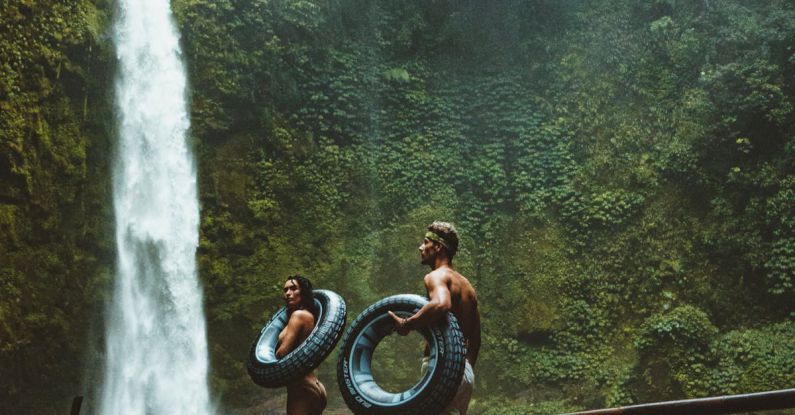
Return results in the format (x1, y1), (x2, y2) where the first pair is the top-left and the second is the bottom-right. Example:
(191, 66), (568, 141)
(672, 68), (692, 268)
(72, 388), (795, 415)
(563, 388), (795, 415)
(71, 396), (83, 415)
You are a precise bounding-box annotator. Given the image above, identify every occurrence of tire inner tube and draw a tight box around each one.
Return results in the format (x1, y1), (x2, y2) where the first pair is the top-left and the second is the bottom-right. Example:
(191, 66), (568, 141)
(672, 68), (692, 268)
(337, 294), (466, 415)
(247, 289), (346, 388)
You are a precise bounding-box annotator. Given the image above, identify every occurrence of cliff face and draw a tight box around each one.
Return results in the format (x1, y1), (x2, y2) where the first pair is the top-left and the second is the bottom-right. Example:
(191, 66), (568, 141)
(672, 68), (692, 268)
(4, 1), (795, 413)
(177, 1), (795, 412)
(0, 1), (114, 412)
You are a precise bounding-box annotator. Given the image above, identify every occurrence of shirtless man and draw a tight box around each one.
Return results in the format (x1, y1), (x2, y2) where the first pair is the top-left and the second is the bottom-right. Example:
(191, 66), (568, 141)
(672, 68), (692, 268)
(388, 221), (481, 415)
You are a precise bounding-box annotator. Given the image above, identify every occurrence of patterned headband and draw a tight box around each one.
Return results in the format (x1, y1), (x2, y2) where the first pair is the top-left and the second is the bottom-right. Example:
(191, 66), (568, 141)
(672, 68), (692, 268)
(425, 231), (448, 248)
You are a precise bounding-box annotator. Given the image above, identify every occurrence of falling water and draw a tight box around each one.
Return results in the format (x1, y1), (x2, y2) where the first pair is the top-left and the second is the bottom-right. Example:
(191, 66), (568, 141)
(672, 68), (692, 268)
(100, 0), (212, 413)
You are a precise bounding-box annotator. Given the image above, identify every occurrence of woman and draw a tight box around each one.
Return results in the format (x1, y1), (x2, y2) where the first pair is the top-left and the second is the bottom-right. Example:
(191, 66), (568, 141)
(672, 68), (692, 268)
(276, 275), (327, 415)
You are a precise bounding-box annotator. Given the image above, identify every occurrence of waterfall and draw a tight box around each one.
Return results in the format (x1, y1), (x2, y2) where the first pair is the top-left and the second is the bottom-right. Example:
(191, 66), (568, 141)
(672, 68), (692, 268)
(100, 0), (213, 413)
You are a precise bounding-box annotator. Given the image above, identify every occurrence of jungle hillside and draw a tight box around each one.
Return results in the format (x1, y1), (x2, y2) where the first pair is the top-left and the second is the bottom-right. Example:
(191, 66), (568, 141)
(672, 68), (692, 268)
(2, 0), (795, 413)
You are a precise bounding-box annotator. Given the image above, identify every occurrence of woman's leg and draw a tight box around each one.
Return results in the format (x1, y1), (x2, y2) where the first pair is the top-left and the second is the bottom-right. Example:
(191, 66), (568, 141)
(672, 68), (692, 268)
(314, 380), (327, 414)
(286, 378), (326, 415)
(286, 387), (313, 415)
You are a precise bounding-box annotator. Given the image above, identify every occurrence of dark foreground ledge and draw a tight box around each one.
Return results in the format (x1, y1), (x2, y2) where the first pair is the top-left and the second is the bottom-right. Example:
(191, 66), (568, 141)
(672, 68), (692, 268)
(564, 388), (795, 415)
(71, 396), (83, 415)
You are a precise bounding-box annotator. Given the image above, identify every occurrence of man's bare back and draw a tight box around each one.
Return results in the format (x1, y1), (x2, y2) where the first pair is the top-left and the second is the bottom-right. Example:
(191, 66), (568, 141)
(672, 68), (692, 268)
(431, 267), (481, 365)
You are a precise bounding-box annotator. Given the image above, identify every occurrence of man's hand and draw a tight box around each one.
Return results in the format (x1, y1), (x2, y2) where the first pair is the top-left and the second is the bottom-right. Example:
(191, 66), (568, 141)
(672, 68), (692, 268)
(388, 311), (411, 336)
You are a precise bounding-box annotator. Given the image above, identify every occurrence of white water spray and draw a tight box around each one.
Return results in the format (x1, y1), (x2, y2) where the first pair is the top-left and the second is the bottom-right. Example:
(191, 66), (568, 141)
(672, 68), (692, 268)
(101, 0), (212, 413)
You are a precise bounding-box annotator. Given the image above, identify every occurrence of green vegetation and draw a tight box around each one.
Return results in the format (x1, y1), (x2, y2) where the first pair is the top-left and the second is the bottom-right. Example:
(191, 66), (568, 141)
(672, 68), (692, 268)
(3, 0), (795, 413)
(0, 0), (114, 413)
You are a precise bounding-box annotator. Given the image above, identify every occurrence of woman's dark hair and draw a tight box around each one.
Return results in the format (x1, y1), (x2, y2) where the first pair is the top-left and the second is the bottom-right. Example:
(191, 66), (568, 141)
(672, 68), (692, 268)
(287, 275), (316, 315)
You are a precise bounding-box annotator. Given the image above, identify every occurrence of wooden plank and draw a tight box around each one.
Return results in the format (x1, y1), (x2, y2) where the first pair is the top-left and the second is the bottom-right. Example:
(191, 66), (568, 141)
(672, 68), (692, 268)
(70, 396), (83, 415)
(564, 388), (795, 415)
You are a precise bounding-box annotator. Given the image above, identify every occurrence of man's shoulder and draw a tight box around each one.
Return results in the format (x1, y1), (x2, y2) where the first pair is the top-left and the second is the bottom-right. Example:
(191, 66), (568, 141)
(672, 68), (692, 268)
(431, 267), (471, 285)
(424, 267), (454, 283)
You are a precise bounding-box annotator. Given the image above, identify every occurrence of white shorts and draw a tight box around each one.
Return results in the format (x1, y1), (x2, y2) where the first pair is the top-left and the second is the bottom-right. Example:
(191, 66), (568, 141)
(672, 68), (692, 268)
(421, 357), (475, 415)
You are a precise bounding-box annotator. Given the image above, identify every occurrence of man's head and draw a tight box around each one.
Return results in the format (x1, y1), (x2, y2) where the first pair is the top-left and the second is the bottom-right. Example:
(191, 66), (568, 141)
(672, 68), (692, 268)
(419, 221), (459, 265)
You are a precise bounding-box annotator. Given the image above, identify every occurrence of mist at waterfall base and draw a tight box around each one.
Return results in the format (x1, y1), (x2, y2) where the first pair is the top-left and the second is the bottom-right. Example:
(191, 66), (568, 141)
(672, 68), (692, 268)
(99, 0), (213, 413)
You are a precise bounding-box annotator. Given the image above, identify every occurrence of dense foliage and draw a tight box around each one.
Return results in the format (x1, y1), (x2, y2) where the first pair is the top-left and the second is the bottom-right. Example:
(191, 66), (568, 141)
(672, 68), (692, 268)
(3, 0), (795, 413)
(0, 1), (114, 413)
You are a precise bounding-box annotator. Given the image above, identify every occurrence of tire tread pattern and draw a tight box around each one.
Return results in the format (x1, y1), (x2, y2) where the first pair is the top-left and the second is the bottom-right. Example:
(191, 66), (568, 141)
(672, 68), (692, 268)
(337, 294), (466, 415)
(246, 289), (346, 388)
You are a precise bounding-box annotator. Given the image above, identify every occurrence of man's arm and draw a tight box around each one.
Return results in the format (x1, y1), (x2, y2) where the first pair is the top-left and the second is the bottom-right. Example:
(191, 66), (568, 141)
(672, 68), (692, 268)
(389, 271), (450, 335)
(275, 310), (313, 358)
